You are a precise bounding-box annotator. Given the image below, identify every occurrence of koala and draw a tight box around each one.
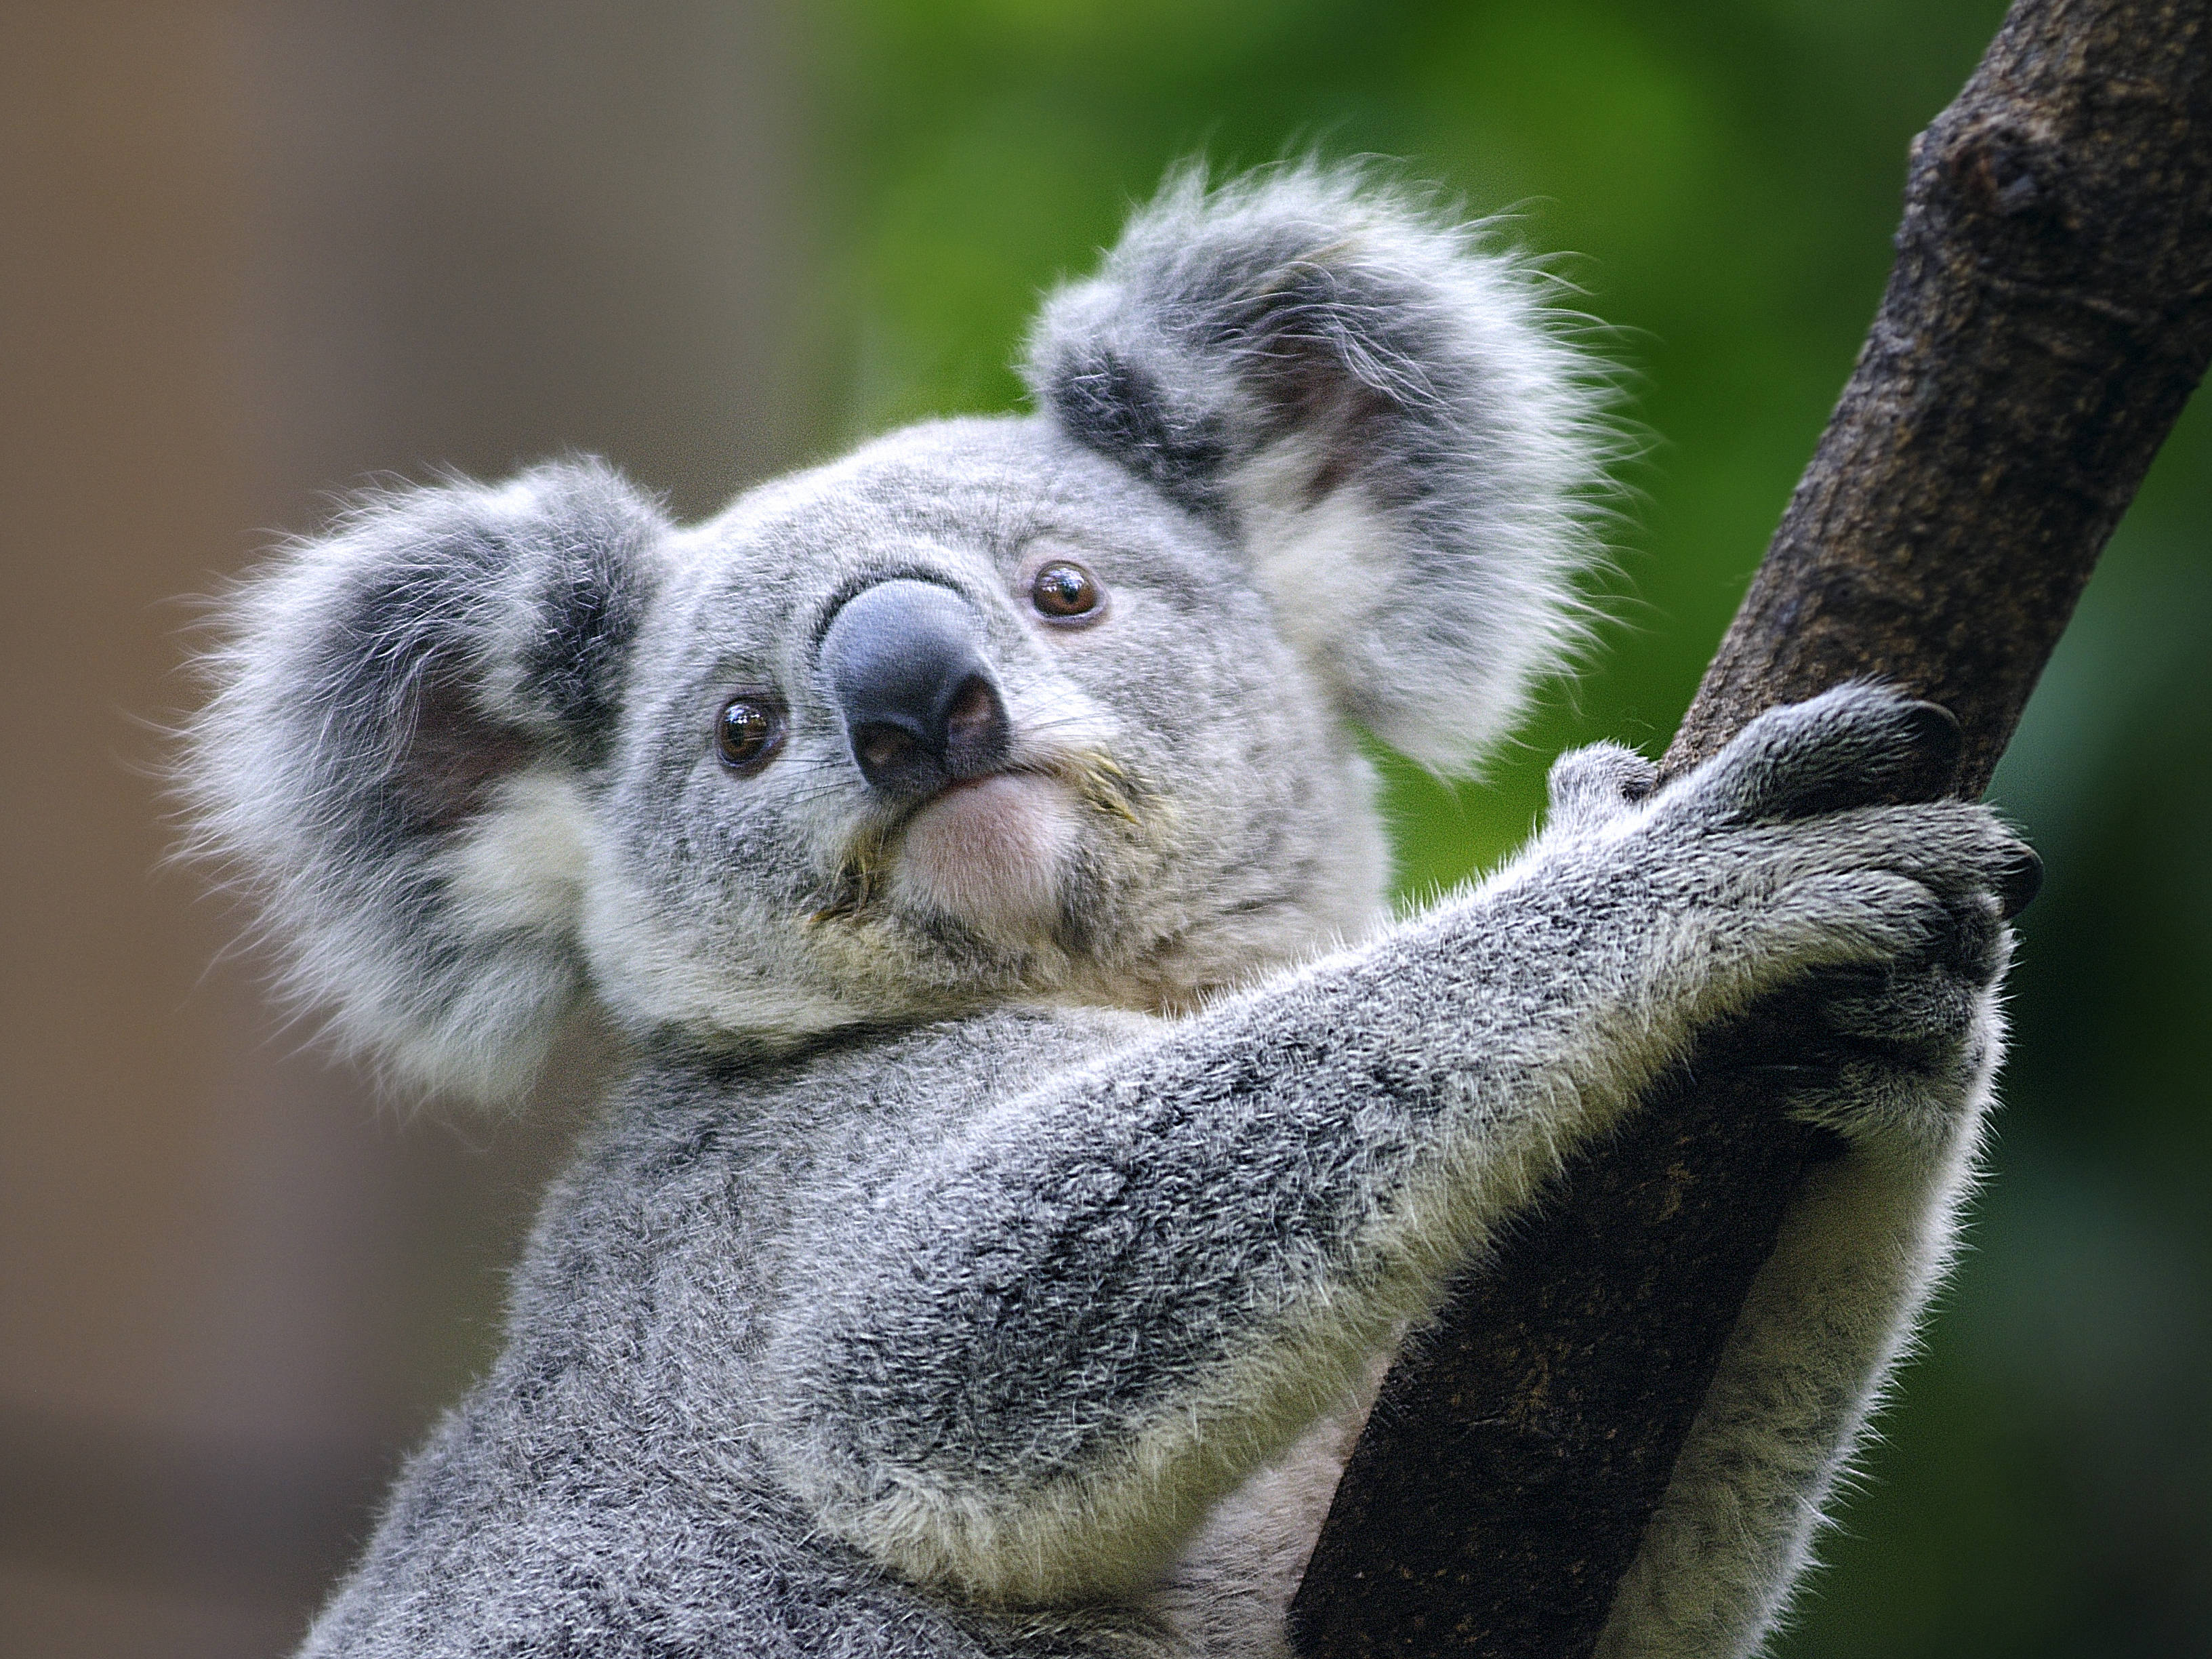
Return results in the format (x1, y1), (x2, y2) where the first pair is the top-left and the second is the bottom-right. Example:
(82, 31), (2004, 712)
(185, 167), (2034, 1658)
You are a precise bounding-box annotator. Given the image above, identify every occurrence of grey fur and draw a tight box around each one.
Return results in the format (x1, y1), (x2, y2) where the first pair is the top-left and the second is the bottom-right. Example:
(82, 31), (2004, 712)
(183, 167), (2026, 1657)
(1023, 165), (1615, 770)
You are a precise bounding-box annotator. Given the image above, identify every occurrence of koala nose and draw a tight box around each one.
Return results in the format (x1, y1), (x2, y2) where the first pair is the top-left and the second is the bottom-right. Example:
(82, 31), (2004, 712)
(821, 579), (1012, 800)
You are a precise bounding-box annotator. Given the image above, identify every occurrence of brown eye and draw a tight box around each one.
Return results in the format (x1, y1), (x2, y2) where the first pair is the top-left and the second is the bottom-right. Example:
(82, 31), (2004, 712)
(716, 695), (785, 773)
(1030, 560), (1102, 622)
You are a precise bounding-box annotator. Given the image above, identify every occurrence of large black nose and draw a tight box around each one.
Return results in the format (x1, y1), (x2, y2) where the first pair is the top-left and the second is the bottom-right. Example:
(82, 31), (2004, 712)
(820, 579), (1011, 799)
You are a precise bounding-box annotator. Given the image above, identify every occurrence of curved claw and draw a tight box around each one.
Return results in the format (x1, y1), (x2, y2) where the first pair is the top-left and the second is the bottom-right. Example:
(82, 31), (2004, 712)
(1677, 687), (1970, 825)
(1891, 701), (1964, 804)
(1996, 843), (2043, 918)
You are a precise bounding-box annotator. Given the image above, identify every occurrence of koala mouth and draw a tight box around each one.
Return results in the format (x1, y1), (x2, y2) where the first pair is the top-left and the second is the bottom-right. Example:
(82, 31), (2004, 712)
(811, 754), (1140, 933)
(896, 773), (1079, 939)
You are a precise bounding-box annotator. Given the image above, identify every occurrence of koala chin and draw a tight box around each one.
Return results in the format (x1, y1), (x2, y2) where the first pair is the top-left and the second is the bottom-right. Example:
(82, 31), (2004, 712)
(185, 165), (2032, 1658)
(894, 774), (1078, 941)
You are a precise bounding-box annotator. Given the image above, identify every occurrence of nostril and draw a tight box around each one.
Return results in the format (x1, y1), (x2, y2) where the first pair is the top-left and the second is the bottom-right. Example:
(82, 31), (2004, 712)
(944, 676), (994, 743)
(941, 674), (1008, 778)
(853, 721), (921, 781)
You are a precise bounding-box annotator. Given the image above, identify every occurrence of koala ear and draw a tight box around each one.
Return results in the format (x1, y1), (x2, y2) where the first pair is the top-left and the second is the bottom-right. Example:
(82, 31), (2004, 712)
(1023, 165), (1616, 771)
(184, 459), (668, 1104)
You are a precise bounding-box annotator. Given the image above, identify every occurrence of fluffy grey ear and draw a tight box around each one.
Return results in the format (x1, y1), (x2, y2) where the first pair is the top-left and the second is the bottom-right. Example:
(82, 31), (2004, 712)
(1023, 165), (1616, 771)
(184, 459), (667, 1104)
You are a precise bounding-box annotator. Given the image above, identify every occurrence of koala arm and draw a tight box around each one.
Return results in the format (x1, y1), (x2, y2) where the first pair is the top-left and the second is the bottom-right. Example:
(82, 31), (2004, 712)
(1593, 1130), (1988, 1659)
(767, 878), (1672, 1605)
(1596, 884), (2011, 1657)
(758, 689), (2032, 1610)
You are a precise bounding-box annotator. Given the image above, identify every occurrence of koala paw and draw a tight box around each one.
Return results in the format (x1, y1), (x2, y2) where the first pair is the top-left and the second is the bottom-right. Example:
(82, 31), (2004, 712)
(1597, 686), (2039, 1046)
(1544, 741), (1660, 835)
(1666, 687), (1967, 828)
(1763, 885), (2015, 1155)
(1629, 687), (2039, 1157)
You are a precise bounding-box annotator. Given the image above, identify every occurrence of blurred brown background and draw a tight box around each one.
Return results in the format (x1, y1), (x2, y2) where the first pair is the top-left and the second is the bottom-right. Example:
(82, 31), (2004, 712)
(3, 5), (808, 1653)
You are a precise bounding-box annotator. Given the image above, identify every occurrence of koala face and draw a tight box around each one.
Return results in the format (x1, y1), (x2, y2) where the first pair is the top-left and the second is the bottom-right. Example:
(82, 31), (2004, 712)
(186, 165), (1611, 1102)
(574, 415), (1387, 1046)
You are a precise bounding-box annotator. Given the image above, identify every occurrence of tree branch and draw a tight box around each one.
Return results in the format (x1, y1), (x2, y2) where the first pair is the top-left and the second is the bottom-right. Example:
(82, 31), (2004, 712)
(1290, 3), (2212, 1653)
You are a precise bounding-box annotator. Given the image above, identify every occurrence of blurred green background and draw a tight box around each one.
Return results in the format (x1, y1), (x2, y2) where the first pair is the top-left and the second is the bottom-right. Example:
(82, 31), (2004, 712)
(798, 1), (2211, 1652)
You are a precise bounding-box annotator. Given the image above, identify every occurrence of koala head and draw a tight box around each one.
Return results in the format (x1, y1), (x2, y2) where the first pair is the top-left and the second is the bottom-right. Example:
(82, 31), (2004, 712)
(185, 166), (1612, 1102)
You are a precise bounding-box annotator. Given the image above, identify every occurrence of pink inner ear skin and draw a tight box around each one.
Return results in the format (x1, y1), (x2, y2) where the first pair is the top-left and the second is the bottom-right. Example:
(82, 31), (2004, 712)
(895, 774), (1078, 943)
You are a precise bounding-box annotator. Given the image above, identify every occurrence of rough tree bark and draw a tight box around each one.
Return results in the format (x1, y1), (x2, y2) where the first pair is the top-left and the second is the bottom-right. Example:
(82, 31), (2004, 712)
(1290, 3), (2212, 1654)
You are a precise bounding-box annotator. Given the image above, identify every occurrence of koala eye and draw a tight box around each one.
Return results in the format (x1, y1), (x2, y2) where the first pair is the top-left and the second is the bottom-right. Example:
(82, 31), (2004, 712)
(716, 695), (786, 775)
(1029, 560), (1103, 623)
